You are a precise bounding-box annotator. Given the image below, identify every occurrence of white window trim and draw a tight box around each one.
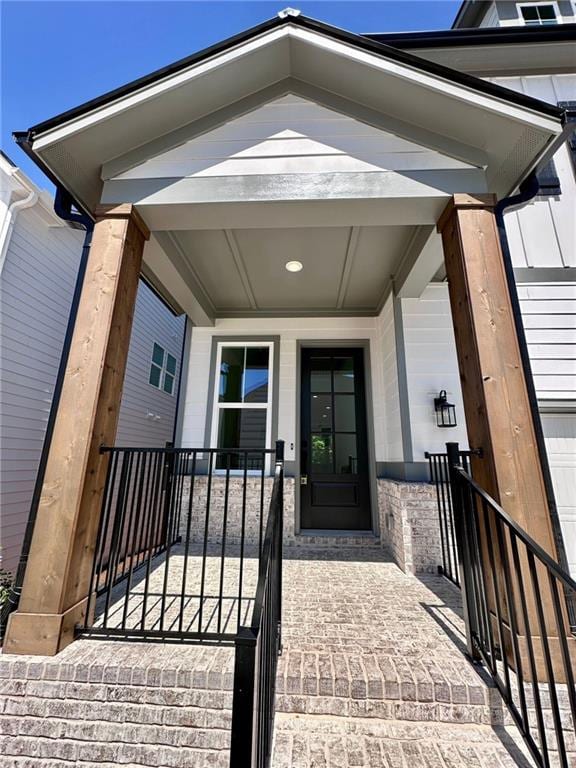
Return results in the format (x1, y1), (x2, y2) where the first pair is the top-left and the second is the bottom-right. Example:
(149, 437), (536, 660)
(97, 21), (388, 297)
(149, 342), (177, 396)
(209, 340), (274, 474)
(516, 2), (563, 25)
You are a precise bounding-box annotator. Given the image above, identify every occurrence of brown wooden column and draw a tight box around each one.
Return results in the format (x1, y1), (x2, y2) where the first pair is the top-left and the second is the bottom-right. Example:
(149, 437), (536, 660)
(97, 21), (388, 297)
(437, 194), (557, 557)
(4, 204), (149, 656)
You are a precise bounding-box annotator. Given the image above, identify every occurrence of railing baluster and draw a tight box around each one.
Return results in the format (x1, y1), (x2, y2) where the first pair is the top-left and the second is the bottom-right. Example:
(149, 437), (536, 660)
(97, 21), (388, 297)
(179, 451), (196, 634)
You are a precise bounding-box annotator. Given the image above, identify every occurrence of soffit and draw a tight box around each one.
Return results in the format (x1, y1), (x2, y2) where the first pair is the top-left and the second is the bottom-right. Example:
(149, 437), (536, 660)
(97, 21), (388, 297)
(25, 20), (563, 213)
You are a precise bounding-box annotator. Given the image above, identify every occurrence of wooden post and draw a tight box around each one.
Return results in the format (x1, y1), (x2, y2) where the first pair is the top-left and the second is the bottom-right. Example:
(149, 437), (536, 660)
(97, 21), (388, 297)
(437, 195), (576, 680)
(437, 194), (557, 557)
(3, 205), (149, 656)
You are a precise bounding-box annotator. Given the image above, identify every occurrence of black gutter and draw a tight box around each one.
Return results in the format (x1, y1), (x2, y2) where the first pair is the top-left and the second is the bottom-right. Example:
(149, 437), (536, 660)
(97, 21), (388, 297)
(23, 12), (562, 143)
(0, 166), (95, 641)
(364, 22), (576, 49)
(495, 174), (571, 578)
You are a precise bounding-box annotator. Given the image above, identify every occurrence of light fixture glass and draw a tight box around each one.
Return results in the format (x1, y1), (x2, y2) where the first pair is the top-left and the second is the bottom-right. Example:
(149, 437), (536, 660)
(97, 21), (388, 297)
(285, 260), (303, 273)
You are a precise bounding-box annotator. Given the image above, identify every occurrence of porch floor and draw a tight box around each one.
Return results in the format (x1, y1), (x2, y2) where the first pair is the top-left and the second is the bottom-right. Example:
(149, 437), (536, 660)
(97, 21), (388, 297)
(0, 545), (535, 767)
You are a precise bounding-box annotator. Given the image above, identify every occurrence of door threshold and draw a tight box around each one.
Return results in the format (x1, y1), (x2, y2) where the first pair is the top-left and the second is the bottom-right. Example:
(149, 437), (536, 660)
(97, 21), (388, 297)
(298, 529), (375, 537)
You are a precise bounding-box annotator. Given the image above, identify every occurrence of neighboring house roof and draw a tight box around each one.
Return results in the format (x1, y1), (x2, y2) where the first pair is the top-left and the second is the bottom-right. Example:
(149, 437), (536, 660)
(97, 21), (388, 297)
(14, 12), (567, 213)
(364, 21), (576, 48)
(451, 0), (493, 29)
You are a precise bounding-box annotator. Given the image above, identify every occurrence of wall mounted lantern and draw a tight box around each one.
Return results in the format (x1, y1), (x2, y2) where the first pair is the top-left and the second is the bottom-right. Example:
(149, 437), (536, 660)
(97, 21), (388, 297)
(434, 390), (457, 428)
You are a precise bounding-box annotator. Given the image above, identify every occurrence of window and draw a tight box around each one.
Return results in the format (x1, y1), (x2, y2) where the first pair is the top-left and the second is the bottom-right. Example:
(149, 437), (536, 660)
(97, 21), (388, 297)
(517, 3), (560, 25)
(149, 342), (177, 395)
(210, 342), (273, 470)
(536, 159), (561, 196)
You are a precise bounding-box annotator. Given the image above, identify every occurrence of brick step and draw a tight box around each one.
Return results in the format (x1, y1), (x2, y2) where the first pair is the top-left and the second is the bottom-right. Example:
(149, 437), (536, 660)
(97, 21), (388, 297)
(286, 537), (381, 549)
(2, 690), (232, 728)
(1, 713), (230, 751)
(270, 713), (534, 768)
(0, 735), (228, 768)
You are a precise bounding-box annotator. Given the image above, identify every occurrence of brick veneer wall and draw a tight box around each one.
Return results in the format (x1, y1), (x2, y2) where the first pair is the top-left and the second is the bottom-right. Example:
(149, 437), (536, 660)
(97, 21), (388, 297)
(377, 479), (441, 575)
(179, 476), (296, 547)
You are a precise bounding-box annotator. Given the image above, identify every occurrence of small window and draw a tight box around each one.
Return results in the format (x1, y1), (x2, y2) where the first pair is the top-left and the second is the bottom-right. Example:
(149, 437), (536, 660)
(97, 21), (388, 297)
(518, 3), (559, 25)
(536, 159), (561, 197)
(210, 342), (273, 470)
(149, 343), (177, 396)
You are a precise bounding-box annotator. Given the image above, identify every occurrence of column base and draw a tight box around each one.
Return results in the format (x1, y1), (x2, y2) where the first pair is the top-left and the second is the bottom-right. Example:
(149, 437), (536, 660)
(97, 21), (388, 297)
(3, 598), (87, 656)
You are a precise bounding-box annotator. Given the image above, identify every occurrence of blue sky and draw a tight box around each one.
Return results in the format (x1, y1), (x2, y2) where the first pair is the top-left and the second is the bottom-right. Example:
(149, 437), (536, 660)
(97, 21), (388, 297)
(1, 1), (461, 189)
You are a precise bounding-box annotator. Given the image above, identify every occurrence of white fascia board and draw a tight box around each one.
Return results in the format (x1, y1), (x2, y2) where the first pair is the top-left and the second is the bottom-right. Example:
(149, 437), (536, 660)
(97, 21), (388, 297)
(32, 24), (561, 155)
(289, 27), (563, 135)
(32, 27), (291, 151)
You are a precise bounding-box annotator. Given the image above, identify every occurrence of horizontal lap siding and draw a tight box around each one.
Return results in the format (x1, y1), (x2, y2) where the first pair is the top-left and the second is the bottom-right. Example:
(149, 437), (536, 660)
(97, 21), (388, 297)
(375, 296), (402, 462)
(116, 94), (472, 181)
(0, 207), (185, 574)
(115, 281), (186, 447)
(517, 283), (576, 401)
(400, 284), (469, 460)
(0, 206), (83, 574)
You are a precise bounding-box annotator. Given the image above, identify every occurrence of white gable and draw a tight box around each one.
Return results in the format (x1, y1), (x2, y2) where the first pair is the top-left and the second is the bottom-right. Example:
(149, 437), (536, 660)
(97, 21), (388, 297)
(113, 95), (476, 181)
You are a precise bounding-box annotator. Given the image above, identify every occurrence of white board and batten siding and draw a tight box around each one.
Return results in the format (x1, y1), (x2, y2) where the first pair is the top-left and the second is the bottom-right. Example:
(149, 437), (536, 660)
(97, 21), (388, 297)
(488, 74), (576, 271)
(0, 199), (186, 574)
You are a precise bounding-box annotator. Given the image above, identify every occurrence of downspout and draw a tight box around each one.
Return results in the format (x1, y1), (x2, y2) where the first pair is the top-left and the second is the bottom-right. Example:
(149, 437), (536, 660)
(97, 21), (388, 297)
(494, 172), (570, 575)
(0, 174), (38, 277)
(0, 182), (95, 640)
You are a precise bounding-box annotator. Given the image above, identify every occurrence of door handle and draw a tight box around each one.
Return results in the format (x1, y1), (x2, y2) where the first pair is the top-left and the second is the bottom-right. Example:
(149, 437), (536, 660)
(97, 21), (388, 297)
(300, 475), (308, 486)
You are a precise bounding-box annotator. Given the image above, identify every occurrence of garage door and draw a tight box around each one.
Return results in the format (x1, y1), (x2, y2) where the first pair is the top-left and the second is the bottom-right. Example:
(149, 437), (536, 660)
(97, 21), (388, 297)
(542, 413), (576, 577)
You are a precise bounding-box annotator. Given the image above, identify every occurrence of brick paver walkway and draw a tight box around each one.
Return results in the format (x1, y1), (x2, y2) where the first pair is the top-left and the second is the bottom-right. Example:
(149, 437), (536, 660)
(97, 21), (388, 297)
(1, 544), (536, 767)
(272, 545), (534, 768)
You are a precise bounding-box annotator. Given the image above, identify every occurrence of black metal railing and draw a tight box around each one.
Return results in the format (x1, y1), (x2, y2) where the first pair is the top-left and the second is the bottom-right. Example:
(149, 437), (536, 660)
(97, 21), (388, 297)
(425, 448), (479, 587)
(230, 443), (284, 768)
(447, 442), (576, 768)
(80, 444), (281, 643)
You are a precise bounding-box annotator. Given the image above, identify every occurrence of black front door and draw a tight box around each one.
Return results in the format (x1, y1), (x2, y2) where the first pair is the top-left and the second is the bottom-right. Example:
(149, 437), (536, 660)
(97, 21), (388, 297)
(300, 348), (371, 530)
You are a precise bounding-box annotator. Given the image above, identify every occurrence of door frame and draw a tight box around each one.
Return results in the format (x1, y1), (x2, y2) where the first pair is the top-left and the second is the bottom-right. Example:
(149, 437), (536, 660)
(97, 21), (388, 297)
(295, 340), (379, 536)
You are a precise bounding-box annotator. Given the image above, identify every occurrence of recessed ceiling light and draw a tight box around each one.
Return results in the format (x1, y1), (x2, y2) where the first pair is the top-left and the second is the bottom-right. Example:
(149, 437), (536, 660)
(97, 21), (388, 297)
(285, 260), (303, 273)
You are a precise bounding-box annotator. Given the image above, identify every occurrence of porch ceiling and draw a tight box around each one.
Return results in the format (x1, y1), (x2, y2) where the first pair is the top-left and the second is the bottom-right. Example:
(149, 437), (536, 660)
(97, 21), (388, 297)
(151, 224), (413, 317)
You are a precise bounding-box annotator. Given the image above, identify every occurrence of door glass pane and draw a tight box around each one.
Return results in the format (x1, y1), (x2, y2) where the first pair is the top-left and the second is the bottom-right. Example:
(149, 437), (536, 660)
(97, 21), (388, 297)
(333, 357), (355, 392)
(244, 347), (269, 403)
(219, 347), (244, 402)
(311, 434), (333, 473)
(311, 394), (332, 433)
(310, 357), (331, 392)
(335, 433), (357, 475)
(217, 408), (266, 469)
(334, 394), (356, 432)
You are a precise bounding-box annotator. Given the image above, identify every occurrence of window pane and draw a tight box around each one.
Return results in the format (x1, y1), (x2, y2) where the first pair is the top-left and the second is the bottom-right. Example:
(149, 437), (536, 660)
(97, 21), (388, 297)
(311, 434), (333, 473)
(149, 364), (161, 388)
(219, 347), (244, 402)
(310, 357), (331, 392)
(334, 394), (356, 432)
(539, 5), (556, 20)
(152, 343), (164, 367)
(217, 409), (266, 469)
(335, 433), (358, 475)
(244, 347), (269, 403)
(163, 373), (174, 395)
(520, 6), (538, 19)
(334, 357), (355, 392)
(166, 353), (177, 375)
(311, 394), (332, 433)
